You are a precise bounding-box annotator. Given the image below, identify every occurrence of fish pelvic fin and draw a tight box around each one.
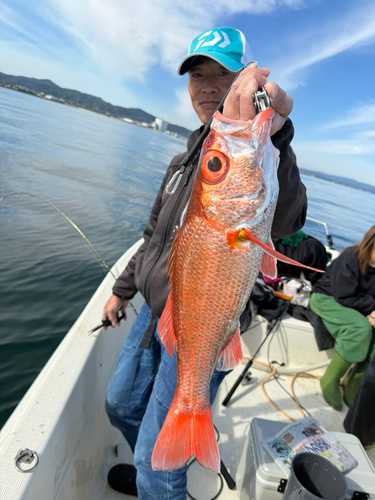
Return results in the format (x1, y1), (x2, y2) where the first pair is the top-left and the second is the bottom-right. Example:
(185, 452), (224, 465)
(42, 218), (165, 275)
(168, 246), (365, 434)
(260, 240), (278, 279)
(227, 228), (325, 275)
(216, 325), (243, 371)
(151, 399), (219, 473)
(158, 294), (176, 356)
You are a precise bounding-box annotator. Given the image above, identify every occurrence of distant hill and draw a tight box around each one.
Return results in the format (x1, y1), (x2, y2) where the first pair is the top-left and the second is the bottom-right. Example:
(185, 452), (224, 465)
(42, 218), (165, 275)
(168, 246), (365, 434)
(0, 72), (192, 139)
(300, 168), (375, 195)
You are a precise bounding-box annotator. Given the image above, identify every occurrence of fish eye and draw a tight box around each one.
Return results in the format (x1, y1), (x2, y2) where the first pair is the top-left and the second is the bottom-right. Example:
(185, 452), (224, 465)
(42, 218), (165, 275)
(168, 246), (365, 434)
(207, 157), (222, 172)
(201, 150), (229, 185)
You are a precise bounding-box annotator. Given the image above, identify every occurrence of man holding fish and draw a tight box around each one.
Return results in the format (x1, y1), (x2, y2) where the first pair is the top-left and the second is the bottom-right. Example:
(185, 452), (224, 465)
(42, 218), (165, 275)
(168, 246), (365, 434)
(102, 27), (308, 498)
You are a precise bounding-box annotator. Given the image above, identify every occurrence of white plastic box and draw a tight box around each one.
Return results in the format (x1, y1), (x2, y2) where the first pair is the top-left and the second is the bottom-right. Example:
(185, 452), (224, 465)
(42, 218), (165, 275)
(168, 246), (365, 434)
(237, 418), (375, 500)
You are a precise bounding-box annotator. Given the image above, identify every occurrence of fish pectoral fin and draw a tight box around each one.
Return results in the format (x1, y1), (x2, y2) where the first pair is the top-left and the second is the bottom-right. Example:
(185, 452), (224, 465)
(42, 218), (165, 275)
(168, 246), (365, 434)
(152, 399), (219, 473)
(260, 240), (278, 279)
(226, 228), (253, 253)
(231, 228), (325, 275)
(158, 294), (176, 356)
(216, 325), (243, 371)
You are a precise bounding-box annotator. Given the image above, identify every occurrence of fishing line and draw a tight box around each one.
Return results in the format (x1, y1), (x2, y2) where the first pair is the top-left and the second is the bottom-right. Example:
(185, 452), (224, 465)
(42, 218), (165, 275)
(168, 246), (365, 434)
(0, 192), (138, 316)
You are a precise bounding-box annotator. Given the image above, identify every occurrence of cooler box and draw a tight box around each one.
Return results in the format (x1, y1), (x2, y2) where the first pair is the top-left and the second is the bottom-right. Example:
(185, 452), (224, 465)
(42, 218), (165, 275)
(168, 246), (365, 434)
(237, 418), (375, 500)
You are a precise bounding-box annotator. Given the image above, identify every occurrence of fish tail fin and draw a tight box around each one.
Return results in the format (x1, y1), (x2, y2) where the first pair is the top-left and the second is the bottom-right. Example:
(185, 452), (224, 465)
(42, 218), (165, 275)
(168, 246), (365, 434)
(151, 399), (219, 473)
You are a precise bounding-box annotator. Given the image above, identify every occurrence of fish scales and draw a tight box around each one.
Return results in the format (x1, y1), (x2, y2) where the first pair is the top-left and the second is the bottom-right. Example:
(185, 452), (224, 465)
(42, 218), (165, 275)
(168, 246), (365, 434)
(152, 107), (280, 473)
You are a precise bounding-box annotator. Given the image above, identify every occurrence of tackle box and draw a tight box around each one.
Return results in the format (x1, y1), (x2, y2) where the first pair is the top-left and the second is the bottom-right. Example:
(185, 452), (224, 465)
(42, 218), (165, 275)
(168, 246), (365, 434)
(237, 418), (375, 500)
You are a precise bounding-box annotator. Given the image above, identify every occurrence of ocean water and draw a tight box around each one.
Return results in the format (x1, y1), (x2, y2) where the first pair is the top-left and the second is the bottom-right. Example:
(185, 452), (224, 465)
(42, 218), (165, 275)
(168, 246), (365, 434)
(0, 87), (374, 428)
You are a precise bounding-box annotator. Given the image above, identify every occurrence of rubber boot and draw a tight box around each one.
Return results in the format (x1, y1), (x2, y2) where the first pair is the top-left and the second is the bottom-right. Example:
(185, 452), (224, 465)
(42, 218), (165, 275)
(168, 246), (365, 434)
(107, 464), (137, 496)
(320, 352), (351, 411)
(343, 359), (369, 408)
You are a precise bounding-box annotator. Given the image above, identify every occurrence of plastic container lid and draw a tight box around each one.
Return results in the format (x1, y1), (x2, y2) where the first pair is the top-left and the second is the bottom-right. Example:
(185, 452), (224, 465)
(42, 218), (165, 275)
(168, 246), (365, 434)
(250, 418), (375, 497)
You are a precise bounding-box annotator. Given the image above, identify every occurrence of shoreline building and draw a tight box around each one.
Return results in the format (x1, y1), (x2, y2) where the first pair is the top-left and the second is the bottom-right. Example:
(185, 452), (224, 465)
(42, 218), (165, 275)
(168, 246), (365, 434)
(153, 117), (168, 132)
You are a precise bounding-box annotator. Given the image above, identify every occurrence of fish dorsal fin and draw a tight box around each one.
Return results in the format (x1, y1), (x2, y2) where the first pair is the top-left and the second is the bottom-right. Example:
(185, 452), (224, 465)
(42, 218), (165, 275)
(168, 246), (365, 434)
(216, 325), (243, 371)
(158, 293), (176, 356)
(260, 240), (278, 279)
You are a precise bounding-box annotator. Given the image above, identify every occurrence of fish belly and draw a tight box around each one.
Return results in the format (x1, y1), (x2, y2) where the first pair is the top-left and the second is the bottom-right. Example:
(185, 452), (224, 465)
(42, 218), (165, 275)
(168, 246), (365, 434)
(152, 217), (266, 473)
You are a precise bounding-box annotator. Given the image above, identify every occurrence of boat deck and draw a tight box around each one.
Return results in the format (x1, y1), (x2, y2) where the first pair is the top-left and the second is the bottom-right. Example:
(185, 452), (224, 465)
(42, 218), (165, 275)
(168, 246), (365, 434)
(98, 339), (375, 499)
(2, 241), (373, 500)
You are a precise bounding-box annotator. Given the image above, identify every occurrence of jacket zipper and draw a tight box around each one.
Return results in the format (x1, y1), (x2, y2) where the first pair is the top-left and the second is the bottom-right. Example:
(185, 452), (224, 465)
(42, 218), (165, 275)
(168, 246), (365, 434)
(144, 156), (198, 306)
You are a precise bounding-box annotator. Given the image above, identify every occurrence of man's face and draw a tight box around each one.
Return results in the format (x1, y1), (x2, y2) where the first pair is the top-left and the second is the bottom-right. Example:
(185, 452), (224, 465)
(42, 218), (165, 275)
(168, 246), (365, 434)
(188, 57), (237, 125)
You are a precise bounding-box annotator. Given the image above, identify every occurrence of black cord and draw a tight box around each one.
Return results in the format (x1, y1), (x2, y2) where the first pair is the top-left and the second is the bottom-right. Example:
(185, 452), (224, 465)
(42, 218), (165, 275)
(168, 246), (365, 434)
(186, 424), (225, 500)
(186, 461), (224, 500)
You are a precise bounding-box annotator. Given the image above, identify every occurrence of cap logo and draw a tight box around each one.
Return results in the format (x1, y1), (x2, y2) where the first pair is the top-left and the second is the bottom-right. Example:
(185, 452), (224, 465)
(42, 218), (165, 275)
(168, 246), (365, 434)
(193, 30), (231, 52)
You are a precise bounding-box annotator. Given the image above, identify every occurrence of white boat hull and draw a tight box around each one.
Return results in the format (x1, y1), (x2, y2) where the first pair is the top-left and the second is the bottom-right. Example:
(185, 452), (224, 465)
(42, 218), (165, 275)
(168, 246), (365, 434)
(1, 240), (374, 500)
(0, 240), (143, 500)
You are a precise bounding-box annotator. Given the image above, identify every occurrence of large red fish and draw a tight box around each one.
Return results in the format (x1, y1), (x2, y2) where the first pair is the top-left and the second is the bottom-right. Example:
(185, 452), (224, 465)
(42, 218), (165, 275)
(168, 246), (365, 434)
(152, 107), (319, 473)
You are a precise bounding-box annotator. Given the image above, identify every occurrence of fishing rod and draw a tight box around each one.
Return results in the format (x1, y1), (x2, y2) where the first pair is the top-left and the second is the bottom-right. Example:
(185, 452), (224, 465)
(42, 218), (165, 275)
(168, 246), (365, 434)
(222, 318), (281, 407)
(0, 192), (138, 316)
(166, 61), (272, 195)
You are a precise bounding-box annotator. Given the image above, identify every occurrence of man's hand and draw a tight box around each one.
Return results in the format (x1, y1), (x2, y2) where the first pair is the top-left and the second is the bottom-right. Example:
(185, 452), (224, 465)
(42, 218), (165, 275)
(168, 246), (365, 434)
(223, 63), (293, 136)
(265, 81), (294, 136)
(102, 294), (129, 330)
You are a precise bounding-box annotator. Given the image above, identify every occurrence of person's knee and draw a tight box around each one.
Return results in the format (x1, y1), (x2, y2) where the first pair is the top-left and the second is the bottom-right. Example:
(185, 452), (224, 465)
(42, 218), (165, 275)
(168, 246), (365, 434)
(343, 320), (374, 363)
(105, 377), (134, 419)
(360, 320), (373, 348)
(105, 391), (120, 417)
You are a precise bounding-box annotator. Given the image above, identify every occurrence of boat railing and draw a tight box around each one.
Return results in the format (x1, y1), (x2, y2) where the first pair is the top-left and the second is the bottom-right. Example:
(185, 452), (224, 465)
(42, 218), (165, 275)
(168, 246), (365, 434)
(306, 217), (334, 249)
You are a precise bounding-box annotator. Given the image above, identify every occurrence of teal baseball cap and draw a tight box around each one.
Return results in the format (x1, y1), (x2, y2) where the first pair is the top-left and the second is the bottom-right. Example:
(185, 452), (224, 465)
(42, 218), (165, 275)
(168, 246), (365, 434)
(178, 27), (252, 75)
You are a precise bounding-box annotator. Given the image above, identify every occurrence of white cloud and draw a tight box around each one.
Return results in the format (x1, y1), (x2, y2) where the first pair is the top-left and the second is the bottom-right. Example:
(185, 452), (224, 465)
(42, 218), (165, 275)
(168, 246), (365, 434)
(293, 143), (375, 185)
(0, 41), (137, 106)
(0, 4), (36, 41)
(172, 87), (201, 130)
(41, 0), (304, 80)
(271, 2), (375, 89)
(295, 139), (375, 155)
(323, 102), (375, 129)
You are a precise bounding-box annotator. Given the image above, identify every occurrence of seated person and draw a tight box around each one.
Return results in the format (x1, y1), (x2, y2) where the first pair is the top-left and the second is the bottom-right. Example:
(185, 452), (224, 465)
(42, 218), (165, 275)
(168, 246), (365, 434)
(273, 230), (327, 285)
(344, 352), (375, 449)
(309, 225), (375, 411)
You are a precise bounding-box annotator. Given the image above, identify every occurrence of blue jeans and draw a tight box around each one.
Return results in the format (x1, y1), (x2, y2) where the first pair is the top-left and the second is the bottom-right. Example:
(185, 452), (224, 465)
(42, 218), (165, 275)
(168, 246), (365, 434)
(105, 302), (230, 499)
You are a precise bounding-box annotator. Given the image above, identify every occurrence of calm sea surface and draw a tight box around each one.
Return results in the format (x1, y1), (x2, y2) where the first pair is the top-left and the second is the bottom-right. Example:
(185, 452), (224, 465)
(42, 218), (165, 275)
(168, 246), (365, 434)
(0, 87), (374, 428)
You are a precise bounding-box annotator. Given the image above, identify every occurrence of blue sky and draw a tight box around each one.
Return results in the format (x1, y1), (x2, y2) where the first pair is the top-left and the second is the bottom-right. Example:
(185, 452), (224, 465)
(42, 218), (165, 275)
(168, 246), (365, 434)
(1, 0), (375, 186)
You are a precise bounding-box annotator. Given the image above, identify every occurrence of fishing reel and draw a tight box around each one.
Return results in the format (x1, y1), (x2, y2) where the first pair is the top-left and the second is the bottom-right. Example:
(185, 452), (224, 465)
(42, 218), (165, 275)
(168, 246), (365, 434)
(165, 61), (272, 196)
(253, 87), (272, 114)
(244, 61), (272, 114)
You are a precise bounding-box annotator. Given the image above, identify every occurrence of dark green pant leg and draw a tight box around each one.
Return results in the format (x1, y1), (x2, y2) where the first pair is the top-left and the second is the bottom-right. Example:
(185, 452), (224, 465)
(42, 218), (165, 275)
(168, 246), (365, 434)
(309, 293), (374, 363)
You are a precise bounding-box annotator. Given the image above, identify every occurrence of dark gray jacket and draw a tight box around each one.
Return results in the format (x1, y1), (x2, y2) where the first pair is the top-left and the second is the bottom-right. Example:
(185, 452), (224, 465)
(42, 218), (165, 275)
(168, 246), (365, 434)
(113, 118), (307, 317)
(313, 246), (375, 315)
